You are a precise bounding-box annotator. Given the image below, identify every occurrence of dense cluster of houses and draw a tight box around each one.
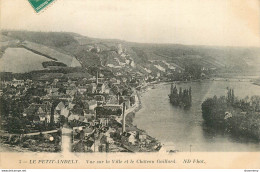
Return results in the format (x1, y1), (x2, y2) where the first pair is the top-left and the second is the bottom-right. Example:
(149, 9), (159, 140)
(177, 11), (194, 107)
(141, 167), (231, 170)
(0, 67), (165, 153)
(0, 53), (164, 152)
(71, 115), (161, 152)
(0, 71), (138, 131)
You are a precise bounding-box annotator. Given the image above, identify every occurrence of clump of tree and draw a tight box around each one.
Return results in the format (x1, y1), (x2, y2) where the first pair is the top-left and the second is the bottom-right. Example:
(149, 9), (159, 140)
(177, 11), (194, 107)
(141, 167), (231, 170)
(0, 96), (31, 133)
(95, 107), (122, 118)
(42, 61), (67, 68)
(201, 88), (260, 140)
(169, 84), (192, 109)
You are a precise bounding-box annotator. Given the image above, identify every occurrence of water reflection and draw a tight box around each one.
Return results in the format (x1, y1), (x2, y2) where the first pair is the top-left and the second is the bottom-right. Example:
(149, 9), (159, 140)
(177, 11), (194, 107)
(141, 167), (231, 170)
(202, 122), (259, 145)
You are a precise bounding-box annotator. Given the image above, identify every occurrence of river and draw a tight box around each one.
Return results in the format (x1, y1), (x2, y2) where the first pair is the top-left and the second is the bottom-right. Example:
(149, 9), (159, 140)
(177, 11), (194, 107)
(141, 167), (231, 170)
(133, 80), (260, 152)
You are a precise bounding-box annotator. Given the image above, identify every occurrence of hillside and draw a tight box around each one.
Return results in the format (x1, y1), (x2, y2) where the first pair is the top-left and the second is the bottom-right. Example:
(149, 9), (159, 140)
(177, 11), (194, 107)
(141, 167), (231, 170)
(1, 30), (259, 76)
(21, 41), (81, 67)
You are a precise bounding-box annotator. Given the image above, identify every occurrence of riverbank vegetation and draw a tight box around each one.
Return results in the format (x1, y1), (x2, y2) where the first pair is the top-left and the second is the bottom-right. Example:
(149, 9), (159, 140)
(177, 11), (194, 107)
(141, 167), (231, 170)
(202, 88), (260, 140)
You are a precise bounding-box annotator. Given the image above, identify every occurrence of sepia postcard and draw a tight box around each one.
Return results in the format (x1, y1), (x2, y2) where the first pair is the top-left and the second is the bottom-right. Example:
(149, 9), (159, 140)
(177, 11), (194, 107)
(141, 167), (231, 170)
(0, 0), (260, 169)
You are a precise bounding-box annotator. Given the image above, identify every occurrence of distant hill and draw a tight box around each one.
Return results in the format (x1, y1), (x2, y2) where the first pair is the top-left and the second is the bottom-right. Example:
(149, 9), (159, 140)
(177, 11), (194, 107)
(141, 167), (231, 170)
(1, 30), (259, 75)
(128, 43), (260, 69)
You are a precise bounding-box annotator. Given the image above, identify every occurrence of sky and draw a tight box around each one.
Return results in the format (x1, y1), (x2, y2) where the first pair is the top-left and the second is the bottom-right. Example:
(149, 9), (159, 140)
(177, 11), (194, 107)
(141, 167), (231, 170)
(1, 0), (260, 47)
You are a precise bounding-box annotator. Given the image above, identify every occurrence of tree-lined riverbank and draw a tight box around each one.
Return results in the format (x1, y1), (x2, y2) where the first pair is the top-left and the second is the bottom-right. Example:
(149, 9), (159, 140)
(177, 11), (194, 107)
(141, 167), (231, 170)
(202, 89), (260, 141)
